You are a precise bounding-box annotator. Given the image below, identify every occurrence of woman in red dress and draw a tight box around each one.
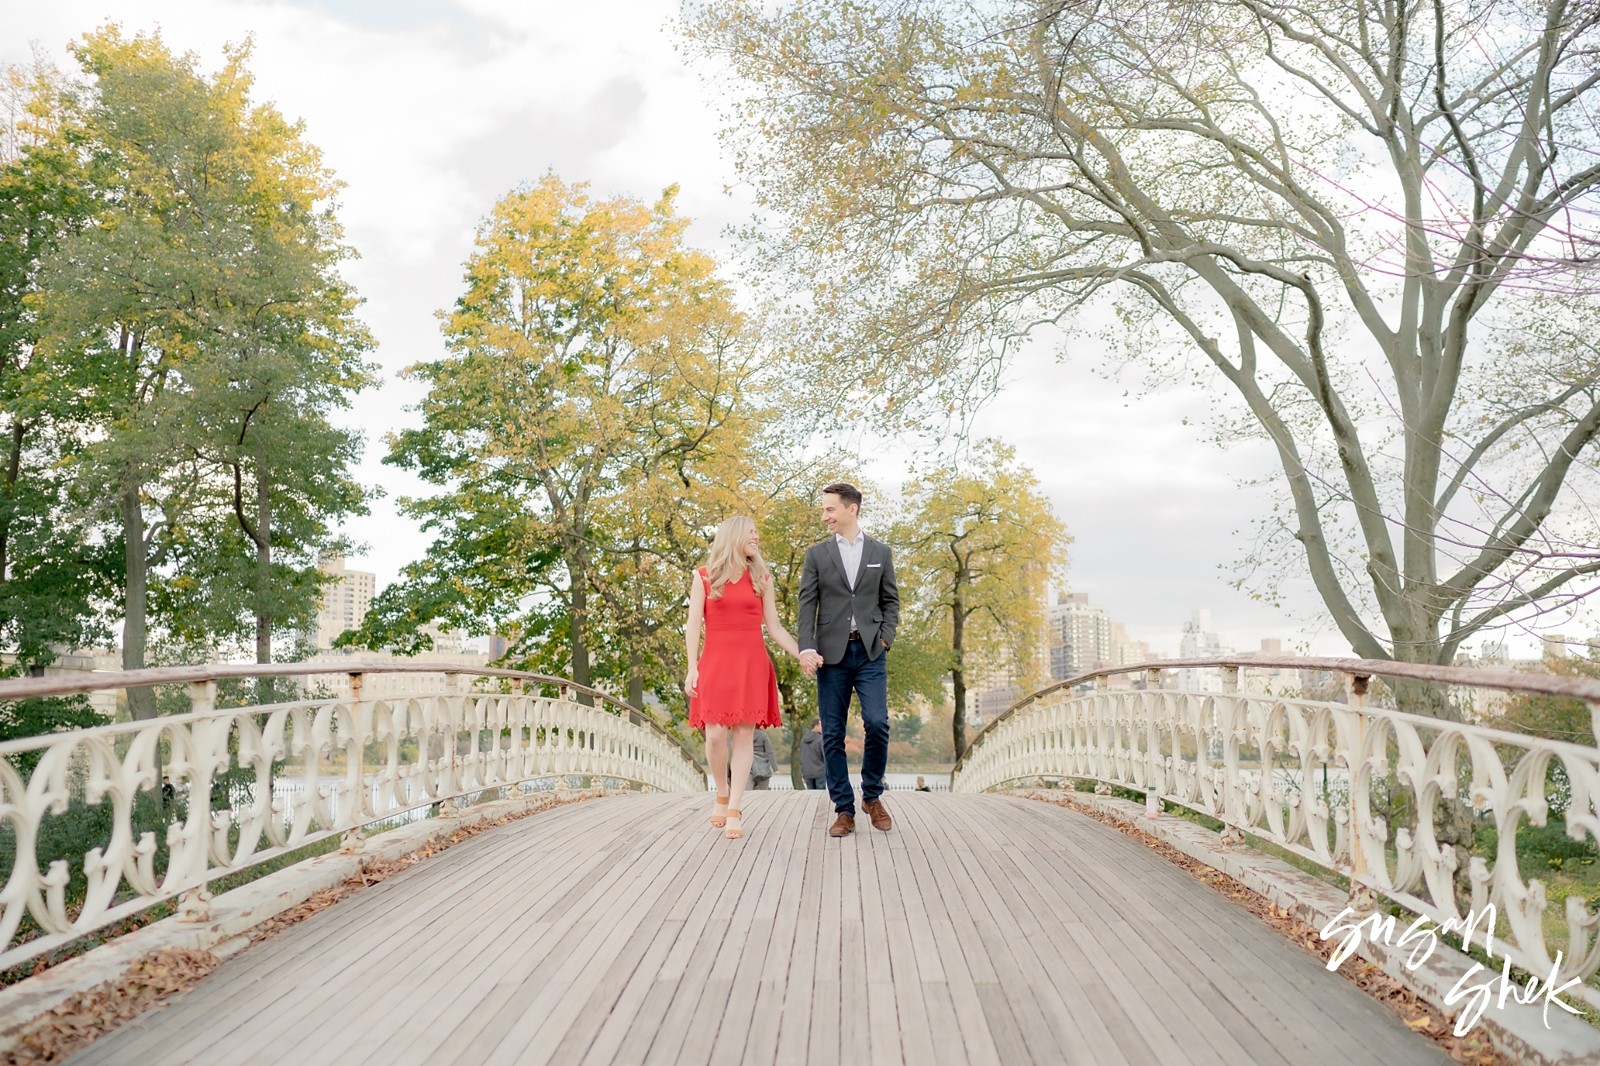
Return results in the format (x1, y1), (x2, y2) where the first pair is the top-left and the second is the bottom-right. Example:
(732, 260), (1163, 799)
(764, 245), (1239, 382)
(684, 516), (802, 839)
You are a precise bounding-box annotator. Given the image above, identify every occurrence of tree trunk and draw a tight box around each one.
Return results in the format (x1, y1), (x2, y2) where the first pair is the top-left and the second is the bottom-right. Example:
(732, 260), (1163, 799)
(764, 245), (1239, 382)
(0, 419), (23, 587)
(121, 481), (155, 721)
(568, 546), (593, 705)
(254, 450), (272, 666)
(628, 641), (644, 708)
(1387, 618), (1458, 720)
(951, 579), (967, 757)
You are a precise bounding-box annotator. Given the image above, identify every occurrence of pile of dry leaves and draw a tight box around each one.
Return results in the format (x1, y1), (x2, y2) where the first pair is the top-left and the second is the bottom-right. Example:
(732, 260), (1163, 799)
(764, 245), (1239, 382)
(0, 790), (600, 1065)
(1024, 790), (1500, 1065)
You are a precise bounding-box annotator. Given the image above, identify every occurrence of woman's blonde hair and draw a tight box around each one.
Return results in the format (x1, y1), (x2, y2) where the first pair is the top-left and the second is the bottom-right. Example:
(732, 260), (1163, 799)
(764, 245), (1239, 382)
(704, 515), (771, 599)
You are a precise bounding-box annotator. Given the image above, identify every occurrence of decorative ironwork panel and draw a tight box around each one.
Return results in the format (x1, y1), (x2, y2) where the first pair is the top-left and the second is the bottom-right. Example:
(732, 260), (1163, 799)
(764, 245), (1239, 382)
(951, 658), (1600, 1011)
(0, 667), (702, 969)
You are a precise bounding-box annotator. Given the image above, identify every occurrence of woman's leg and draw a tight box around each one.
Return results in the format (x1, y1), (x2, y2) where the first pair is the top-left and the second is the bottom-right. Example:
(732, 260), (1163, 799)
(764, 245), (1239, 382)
(725, 724), (755, 838)
(706, 725), (731, 826)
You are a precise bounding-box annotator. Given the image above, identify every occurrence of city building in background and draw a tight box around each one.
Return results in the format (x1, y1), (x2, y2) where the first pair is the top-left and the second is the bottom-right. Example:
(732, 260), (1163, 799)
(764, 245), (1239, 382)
(1044, 591), (1160, 689)
(1178, 608), (1233, 691)
(311, 555), (376, 651)
(1048, 592), (1113, 680)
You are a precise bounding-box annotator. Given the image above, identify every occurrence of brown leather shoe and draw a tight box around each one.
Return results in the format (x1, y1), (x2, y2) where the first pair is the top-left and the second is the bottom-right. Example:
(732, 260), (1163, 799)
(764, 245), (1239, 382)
(828, 812), (855, 837)
(862, 797), (892, 831)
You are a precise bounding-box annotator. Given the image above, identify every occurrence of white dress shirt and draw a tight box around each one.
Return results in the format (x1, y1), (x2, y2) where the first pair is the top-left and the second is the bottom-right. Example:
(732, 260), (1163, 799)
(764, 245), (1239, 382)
(836, 529), (866, 588)
(801, 530), (870, 655)
(837, 529), (865, 631)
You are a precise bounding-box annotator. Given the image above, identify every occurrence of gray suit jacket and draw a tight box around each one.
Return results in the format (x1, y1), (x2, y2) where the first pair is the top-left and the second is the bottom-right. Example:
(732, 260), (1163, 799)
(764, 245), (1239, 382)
(797, 534), (900, 665)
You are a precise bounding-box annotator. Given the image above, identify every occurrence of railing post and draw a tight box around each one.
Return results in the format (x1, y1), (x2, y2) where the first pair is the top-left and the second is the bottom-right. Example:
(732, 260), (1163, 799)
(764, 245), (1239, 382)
(189, 680), (217, 716)
(1217, 667), (1245, 844)
(178, 886), (213, 923)
(1345, 672), (1377, 913)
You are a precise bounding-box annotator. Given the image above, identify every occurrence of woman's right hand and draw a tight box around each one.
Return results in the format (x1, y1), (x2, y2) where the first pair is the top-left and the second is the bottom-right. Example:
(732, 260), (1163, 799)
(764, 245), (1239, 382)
(684, 666), (698, 698)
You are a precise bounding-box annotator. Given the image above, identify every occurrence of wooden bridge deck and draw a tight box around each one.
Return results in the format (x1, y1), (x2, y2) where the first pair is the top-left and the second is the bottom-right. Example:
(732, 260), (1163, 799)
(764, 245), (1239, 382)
(68, 792), (1444, 1066)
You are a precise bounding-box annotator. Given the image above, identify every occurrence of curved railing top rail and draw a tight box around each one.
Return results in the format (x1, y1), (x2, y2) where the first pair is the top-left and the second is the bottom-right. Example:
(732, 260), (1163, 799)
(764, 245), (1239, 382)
(0, 661), (703, 771)
(954, 653), (1600, 775)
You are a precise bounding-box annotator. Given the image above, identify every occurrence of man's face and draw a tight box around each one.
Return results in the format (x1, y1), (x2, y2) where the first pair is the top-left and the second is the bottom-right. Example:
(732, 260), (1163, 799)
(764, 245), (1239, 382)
(821, 492), (857, 534)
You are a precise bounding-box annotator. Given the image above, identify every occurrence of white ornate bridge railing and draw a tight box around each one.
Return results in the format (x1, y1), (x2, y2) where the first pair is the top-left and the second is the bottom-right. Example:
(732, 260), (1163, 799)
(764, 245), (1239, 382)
(0, 662), (704, 970)
(950, 655), (1600, 1010)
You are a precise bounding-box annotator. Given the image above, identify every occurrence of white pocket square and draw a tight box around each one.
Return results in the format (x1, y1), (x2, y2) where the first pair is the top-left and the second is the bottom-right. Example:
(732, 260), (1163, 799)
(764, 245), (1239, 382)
(867, 563), (882, 567)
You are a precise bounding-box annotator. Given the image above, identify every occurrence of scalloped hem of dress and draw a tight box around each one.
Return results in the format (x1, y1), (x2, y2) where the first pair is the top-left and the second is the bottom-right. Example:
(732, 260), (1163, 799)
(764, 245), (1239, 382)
(690, 710), (783, 730)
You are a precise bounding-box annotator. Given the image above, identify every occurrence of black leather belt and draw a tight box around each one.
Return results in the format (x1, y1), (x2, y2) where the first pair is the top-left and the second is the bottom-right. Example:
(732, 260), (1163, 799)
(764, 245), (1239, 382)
(848, 631), (862, 642)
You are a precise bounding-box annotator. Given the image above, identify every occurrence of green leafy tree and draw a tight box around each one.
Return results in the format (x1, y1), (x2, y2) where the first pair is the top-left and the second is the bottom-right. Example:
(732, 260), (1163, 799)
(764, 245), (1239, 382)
(0, 59), (117, 693)
(28, 28), (373, 711)
(892, 441), (1069, 756)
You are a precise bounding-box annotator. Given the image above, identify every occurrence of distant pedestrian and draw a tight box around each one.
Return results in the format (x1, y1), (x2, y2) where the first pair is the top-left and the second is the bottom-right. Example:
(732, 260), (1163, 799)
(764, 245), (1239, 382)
(799, 719), (826, 790)
(915, 776), (932, 792)
(750, 728), (775, 790)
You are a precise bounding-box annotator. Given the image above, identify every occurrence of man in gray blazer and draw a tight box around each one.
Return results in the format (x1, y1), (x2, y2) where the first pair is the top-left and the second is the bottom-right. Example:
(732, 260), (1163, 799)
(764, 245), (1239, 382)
(797, 482), (899, 837)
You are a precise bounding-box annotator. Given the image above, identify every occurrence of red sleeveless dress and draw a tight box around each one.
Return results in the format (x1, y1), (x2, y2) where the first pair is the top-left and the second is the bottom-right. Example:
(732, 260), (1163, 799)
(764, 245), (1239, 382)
(690, 568), (782, 729)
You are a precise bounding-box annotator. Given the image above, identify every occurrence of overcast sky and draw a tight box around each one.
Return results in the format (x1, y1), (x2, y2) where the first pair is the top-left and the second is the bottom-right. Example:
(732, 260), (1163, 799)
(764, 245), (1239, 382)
(1, 0), (1375, 658)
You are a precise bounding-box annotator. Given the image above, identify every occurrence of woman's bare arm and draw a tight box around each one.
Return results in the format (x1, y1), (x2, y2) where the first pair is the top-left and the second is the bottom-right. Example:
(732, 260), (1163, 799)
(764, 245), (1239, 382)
(684, 572), (706, 695)
(761, 583), (801, 660)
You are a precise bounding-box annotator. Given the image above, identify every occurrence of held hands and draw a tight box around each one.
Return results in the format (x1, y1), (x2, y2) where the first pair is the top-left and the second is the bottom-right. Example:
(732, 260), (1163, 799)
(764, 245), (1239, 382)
(798, 650), (824, 678)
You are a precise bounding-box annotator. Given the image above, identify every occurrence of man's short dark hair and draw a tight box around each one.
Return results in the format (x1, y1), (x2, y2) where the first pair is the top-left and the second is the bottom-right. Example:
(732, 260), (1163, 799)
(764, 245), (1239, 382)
(822, 482), (863, 510)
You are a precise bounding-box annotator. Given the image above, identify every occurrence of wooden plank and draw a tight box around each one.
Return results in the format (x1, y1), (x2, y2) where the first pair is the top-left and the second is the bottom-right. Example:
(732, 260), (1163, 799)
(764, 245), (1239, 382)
(358, 796), (701, 1066)
(575, 803), (734, 1065)
(557, 798), (765, 1064)
(705, 788), (810, 1066)
(1009, 799), (1315, 1060)
(1008, 798), (1434, 1061)
(940, 801), (1151, 1066)
(735, 791), (819, 1065)
(768, 784), (832, 1062)
(802, 805), (844, 1066)
(74, 797), (649, 1066)
(922, 798), (1041, 1066)
(974, 798), (1237, 1065)
(836, 814), (870, 1064)
(934, 797), (1120, 1066)
(660, 793), (793, 1066)
(306, 796), (690, 1066)
(635, 794), (782, 1066)
(895, 798), (1002, 1066)
(860, 811), (927, 1066)
(997, 797), (1443, 1065)
(458, 797), (734, 1066)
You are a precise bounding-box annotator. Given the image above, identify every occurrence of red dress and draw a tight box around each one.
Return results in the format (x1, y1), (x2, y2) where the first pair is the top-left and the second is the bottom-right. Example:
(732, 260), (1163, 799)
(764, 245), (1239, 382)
(690, 568), (782, 729)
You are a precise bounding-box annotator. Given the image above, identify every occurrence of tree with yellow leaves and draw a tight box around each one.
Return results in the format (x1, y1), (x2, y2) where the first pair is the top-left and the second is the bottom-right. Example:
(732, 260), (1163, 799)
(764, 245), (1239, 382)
(368, 176), (757, 701)
(891, 441), (1069, 756)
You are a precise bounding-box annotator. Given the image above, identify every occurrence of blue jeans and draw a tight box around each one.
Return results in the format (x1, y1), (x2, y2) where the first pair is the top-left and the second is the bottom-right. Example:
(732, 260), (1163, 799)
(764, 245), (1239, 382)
(817, 638), (889, 815)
